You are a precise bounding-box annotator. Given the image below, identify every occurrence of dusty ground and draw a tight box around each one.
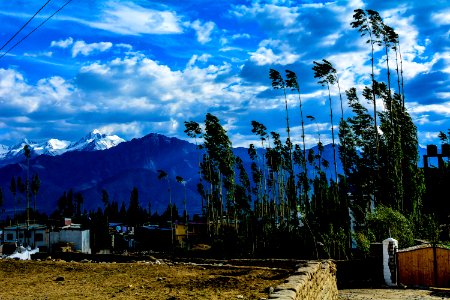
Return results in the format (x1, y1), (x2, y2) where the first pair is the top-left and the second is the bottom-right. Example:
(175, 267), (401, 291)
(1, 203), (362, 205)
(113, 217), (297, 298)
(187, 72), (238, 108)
(2, 259), (448, 300)
(0, 259), (289, 300)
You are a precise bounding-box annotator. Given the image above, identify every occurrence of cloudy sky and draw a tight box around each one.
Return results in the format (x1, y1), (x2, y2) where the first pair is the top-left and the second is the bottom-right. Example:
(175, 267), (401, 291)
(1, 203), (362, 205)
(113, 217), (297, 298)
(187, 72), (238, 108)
(0, 0), (448, 149)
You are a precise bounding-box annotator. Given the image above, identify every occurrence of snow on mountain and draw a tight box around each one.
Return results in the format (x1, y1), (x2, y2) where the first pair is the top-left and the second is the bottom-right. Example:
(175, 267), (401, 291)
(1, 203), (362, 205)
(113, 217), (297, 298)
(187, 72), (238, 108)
(0, 144), (9, 153)
(0, 144), (9, 159)
(5, 138), (71, 157)
(41, 139), (72, 155)
(68, 129), (125, 152)
(0, 130), (125, 166)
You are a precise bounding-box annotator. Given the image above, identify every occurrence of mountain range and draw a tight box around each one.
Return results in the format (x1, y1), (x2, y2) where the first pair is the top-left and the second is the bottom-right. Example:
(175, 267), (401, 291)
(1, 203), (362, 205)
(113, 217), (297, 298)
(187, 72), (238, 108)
(0, 130), (428, 218)
(0, 130), (124, 167)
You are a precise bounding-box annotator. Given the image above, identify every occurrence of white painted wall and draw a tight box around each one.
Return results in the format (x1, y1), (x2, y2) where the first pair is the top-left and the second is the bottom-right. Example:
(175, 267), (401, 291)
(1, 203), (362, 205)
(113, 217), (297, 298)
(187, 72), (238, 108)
(383, 237), (398, 286)
(50, 229), (91, 254)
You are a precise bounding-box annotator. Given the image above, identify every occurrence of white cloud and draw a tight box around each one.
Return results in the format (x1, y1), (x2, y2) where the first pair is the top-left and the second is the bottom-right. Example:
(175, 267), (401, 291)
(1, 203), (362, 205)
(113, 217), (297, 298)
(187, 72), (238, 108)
(72, 41), (113, 57)
(231, 33), (251, 39)
(379, 8), (443, 80)
(320, 32), (342, 47)
(249, 39), (300, 65)
(231, 2), (299, 29)
(97, 122), (144, 138)
(436, 92), (450, 99)
(0, 69), (75, 113)
(408, 102), (450, 117)
(51, 37), (74, 48)
(187, 54), (211, 67)
(116, 43), (133, 51)
(72, 53), (262, 127)
(401, 53), (442, 79)
(37, 76), (74, 103)
(24, 51), (53, 58)
(80, 63), (111, 75)
(432, 9), (450, 25)
(190, 20), (216, 44)
(89, 2), (183, 35)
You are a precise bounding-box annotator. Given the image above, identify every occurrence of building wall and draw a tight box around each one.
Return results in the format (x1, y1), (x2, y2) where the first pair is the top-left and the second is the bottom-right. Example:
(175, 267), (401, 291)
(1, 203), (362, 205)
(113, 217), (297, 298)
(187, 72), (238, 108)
(3, 227), (48, 249)
(50, 229), (91, 254)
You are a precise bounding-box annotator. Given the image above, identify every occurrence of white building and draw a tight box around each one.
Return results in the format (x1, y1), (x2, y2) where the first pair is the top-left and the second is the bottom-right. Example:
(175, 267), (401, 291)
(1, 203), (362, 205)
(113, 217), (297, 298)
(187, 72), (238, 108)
(2, 224), (49, 250)
(49, 223), (91, 254)
(2, 223), (91, 254)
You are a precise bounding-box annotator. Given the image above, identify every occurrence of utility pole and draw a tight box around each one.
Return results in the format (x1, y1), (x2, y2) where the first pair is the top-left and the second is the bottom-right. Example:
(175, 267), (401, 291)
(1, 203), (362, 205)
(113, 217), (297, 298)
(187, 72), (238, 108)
(24, 145), (31, 246)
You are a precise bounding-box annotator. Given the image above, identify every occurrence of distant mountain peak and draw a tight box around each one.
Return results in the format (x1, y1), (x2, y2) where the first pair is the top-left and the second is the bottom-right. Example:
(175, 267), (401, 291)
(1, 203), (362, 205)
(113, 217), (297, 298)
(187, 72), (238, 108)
(0, 130), (126, 166)
(68, 130), (125, 152)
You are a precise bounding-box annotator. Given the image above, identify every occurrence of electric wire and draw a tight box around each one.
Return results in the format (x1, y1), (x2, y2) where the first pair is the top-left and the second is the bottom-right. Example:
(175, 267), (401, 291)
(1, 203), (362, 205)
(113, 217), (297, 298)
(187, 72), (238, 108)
(0, 0), (73, 60)
(0, 0), (52, 52)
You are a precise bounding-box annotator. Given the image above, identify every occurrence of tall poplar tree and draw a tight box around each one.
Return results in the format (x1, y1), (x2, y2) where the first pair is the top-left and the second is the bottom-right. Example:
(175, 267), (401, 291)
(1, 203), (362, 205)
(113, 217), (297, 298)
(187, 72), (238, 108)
(312, 59), (338, 182)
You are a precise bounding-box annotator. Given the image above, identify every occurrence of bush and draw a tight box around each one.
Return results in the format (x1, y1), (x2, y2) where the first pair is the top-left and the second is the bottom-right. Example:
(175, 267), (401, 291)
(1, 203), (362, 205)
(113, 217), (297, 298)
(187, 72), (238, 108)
(366, 205), (414, 248)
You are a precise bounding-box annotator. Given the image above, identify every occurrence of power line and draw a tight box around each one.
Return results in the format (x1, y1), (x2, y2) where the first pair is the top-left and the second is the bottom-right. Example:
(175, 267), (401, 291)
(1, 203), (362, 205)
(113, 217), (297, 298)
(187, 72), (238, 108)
(0, 0), (53, 52)
(0, 0), (73, 60)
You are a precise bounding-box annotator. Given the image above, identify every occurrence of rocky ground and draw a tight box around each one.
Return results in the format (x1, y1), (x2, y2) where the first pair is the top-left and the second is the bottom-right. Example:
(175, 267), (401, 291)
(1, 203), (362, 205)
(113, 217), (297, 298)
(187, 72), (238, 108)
(0, 258), (290, 299)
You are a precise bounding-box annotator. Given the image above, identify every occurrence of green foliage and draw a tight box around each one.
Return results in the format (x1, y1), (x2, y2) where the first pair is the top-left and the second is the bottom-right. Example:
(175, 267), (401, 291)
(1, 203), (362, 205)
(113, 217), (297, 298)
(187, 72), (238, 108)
(353, 230), (373, 257)
(438, 129), (449, 143)
(320, 224), (349, 260)
(176, 8), (432, 259)
(366, 205), (414, 248)
(413, 214), (441, 246)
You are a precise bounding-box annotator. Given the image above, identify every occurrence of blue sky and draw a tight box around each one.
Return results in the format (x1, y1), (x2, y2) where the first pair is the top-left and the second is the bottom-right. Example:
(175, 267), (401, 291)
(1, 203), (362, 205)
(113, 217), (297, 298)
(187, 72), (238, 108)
(0, 0), (448, 150)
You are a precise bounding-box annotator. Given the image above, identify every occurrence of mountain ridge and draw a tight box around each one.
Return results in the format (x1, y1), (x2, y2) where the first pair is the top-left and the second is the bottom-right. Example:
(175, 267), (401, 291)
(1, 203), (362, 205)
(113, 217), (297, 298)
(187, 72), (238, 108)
(0, 130), (125, 167)
(0, 131), (428, 218)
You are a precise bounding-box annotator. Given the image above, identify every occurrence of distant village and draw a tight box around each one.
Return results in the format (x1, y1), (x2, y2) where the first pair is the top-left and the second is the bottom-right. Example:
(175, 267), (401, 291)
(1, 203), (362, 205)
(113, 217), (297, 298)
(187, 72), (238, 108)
(0, 213), (208, 258)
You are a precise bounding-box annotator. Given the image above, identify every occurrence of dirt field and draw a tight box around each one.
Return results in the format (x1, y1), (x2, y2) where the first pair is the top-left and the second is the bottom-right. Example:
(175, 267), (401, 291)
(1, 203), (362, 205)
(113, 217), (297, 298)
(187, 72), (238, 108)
(0, 259), (290, 300)
(2, 259), (449, 300)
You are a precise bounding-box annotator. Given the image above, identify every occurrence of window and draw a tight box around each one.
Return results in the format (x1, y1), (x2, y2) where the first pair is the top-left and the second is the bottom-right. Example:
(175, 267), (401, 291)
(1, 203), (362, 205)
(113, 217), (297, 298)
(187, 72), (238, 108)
(35, 233), (44, 242)
(19, 233), (24, 238)
(7, 234), (13, 241)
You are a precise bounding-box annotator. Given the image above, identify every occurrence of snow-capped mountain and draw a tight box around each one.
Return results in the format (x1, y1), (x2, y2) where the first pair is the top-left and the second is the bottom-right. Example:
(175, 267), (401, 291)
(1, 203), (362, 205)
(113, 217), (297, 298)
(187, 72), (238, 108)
(0, 130), (125, 166)
(0, 138), (67, 160)
(68, 129), (125, 152)
(0, 144), (9, 156)
(0, 132), (203, 215)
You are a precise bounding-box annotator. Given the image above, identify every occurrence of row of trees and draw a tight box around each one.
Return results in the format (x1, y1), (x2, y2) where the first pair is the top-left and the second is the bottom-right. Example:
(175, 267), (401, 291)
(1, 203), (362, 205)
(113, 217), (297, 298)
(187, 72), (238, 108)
(51, 187), (188, 227)
(181, 9), (432, 258)
(0, 9), (445, 258)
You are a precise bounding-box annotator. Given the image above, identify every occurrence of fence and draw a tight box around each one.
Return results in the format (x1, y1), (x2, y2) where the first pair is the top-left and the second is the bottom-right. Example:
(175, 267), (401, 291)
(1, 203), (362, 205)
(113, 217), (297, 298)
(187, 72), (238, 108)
(397, 244), (450, 287)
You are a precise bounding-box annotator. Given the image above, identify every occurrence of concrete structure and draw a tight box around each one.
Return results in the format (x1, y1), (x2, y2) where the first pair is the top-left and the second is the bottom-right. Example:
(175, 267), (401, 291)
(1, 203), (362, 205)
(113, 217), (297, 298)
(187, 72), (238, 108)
(383, 237), (398, 286)
(2, 224), (49, 250)
(50, 223), (91, 254)
(2, 222), (91, 254)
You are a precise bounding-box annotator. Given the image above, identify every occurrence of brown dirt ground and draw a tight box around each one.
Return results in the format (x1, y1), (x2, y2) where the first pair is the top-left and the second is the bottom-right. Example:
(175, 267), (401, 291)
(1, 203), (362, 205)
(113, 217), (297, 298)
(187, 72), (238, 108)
(0, 259), (290, 300)
(2, 259), (448, 300)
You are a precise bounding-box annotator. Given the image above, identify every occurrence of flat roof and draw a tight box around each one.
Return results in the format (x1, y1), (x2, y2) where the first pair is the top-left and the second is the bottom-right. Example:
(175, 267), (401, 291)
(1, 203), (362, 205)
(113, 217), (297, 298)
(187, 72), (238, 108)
(4, 224), (47, 230)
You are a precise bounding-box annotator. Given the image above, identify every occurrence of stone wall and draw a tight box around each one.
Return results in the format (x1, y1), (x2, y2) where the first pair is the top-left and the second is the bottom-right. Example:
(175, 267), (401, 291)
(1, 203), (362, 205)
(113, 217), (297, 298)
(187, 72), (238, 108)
(269, 260), (338, 300)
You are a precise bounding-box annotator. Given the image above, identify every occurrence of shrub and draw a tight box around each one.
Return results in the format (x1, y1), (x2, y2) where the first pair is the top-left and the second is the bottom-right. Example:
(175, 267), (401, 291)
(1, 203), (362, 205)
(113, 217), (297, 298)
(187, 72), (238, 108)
(366, 205), (414, 248)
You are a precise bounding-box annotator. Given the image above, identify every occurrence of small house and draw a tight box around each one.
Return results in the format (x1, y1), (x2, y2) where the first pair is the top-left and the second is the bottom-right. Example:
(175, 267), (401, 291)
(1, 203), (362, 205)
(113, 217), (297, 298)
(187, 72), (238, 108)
(49, 223), (91, 254)
(2, 224), (49, 250)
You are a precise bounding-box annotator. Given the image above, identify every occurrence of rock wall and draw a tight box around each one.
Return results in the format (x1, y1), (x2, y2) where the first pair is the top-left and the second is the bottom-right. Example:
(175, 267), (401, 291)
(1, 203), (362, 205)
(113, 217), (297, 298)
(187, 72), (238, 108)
(269, 260), (338, 300)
